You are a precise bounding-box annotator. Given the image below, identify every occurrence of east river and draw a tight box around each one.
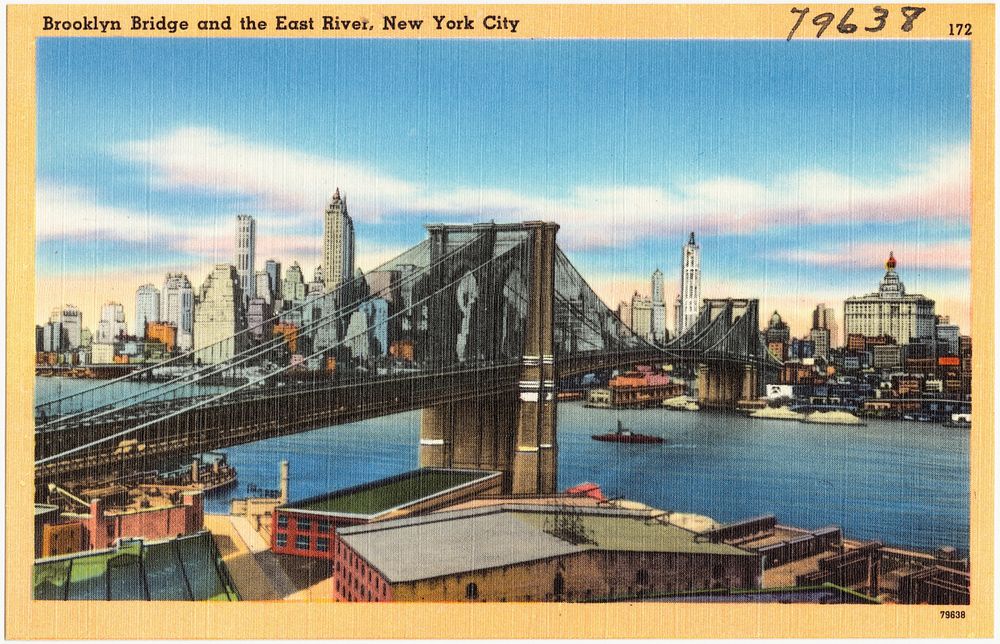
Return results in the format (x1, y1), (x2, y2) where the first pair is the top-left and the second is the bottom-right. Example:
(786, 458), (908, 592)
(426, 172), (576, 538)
(36, 377), (970, 553)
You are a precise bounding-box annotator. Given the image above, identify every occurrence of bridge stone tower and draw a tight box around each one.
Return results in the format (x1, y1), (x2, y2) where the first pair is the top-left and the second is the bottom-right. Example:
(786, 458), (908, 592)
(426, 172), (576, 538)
(419, 222), (559, 494)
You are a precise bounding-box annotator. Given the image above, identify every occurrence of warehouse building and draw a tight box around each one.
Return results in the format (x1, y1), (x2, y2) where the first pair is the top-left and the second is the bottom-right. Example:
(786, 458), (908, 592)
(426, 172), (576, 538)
(271, 468), (502, 560)
(332, 504), (761, 602)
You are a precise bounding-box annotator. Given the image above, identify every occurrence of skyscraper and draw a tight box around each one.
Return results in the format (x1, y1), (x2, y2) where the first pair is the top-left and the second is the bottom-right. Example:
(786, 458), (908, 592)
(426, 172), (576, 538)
(630, 292), (653, 342)
(322, 189), (355, 292)
(282, 262), (307, 302)
(812, 303), (840, 349)
(265, 259), (282, 300)
(235, 214), (256, 302)
(162, 273), (195, 351)
(135, 284), (161, 339)
(193, 264), (245, 363)
(96, 302), (127, 343)
(49, 305), (82, 349)
(650, 268), (666, 344)
(843, 252), (935, 345)
(255, 271), (273, 305)
(676, 232), (701, 336)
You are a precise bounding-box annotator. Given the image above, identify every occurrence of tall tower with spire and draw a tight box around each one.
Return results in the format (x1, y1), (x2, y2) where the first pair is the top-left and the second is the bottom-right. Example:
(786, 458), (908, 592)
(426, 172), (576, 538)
(650, 268), (666, 343)
(322, 188), (355, 292)
(676, 232), (701, 336)
(843, 250), (936, 345)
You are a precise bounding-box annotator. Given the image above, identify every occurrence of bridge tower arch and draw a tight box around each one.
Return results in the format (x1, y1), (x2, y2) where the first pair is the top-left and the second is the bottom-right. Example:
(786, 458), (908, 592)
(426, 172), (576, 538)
(418, 222), (559, 494)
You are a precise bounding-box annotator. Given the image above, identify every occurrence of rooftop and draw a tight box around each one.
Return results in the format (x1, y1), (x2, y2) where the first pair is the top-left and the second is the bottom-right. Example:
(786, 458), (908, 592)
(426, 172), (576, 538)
(338, 504), (754, 583)
(33, 531), (237, 601)
(282, 468), (499, 518)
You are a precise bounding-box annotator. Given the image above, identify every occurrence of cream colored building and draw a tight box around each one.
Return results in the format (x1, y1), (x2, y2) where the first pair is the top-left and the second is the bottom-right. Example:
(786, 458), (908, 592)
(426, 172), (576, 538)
(193, 264), (245, 363)
(843, 252), (935, 345)
(322, 188), (355, 292)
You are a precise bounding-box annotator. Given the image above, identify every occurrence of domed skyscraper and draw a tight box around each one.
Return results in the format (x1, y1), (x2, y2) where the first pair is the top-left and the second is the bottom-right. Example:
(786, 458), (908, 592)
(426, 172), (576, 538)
(843, 251), (936, 345)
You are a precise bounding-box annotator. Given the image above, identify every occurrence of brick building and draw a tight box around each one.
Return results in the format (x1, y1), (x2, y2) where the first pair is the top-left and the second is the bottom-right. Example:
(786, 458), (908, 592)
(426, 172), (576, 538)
(332, 504), (761, 602)
(271, 469), (502, 560)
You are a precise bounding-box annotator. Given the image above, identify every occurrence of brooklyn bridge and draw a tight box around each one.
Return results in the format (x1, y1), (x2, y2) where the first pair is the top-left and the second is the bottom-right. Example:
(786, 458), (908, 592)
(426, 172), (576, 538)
(34, 222), (780, 495)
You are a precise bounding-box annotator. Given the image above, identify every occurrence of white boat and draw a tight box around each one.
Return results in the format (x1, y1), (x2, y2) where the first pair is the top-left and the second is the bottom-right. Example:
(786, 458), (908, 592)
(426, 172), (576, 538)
(800, 410), (864, 426)
(749, 406), (804, 421)
(662, 396), (700, 411)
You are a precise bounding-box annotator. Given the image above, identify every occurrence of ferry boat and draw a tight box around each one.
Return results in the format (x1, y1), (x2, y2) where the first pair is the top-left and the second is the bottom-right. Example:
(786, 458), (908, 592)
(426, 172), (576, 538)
(662, 396), (700, 411)
(800, 410), (865, 426)
(591, 419), (665, 444)
(749, 406), (805, 421)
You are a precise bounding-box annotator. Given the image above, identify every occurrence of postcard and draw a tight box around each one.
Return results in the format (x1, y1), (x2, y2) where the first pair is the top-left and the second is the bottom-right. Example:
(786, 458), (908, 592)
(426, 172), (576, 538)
(6, 3), (994, 639)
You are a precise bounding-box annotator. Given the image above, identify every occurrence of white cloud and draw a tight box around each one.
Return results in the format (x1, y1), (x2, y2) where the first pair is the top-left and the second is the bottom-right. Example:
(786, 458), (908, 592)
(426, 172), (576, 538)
(112, 127), (971, 251)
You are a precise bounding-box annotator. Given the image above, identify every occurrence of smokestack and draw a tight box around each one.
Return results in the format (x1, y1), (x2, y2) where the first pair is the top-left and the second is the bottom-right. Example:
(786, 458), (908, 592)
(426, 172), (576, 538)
(279, 460), (289, 504)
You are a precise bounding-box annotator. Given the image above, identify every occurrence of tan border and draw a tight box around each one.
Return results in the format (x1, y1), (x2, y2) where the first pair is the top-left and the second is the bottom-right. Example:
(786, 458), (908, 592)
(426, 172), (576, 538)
(6, 4), (994, 638)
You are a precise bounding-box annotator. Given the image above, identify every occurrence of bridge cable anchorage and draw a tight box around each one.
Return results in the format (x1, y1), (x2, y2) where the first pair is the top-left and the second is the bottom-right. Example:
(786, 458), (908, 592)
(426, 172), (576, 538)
(35, 231), (494, 428)
(36, 240), (530, 466)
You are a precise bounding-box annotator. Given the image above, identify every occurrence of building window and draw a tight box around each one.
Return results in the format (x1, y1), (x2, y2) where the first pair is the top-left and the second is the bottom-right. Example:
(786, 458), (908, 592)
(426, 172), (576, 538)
(317, 537), (329, 552)
(276, 533), (287, 547)
(296, 535), (310, 550)
(277, 514), (288, 528)
(465, 583), (479, 600)
(318, 521), (331, 533)
(297, 517), (312, 531)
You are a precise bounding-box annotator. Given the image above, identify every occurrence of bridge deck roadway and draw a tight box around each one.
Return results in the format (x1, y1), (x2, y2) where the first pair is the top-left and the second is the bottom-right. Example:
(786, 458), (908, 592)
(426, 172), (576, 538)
(34, 349), (671, 486)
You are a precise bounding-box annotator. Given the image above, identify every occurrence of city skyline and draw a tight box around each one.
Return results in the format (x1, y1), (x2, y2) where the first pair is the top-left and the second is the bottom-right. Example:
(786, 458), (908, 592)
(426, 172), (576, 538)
(36, 38), (971, 334)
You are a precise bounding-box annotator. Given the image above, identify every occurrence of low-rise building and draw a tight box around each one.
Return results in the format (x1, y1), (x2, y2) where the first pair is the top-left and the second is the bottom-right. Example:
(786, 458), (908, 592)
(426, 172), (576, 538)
(332, 504), (761, 602)
(90, 342), (116, 364)
(602, 367), (685, 408)
(271, 469), (503, 560)
(33, 531), (238, 601)
(146, 321), (177, 353)
(55, 490), (205, 552)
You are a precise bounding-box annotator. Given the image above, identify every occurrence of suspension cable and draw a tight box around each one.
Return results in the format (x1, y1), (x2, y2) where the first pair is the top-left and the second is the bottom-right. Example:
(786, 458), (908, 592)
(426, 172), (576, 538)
(36, 239), (528, 465)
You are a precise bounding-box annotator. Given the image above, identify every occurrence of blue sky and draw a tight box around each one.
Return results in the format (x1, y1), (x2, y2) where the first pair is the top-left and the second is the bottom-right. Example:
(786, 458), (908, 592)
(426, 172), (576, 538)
(36, 38), (971, 335)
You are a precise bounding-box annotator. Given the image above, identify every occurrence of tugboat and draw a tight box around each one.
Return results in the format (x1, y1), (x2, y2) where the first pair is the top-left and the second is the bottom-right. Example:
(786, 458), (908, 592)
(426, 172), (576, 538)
(591, 419), (664, 444)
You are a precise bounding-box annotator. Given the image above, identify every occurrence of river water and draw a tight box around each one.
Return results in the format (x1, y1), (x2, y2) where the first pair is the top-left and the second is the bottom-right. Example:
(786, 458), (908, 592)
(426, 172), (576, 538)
(36, 377), (970, 553)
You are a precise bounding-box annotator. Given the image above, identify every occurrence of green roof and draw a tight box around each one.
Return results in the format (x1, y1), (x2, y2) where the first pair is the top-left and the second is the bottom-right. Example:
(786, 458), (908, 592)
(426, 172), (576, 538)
(514, 512), (753, 557)
(33, 531), (238, 601)
(286, 469), (495, 517)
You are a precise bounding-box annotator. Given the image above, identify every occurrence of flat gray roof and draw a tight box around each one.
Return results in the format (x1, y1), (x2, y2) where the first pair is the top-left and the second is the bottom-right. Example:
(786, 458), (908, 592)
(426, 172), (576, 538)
(339, 504), (754, 583)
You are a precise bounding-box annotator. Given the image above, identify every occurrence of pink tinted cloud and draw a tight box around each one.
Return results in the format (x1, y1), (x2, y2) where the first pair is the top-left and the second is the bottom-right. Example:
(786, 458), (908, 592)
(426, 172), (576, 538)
(112, 127), (970, 251)
(784, 241), (970, 270)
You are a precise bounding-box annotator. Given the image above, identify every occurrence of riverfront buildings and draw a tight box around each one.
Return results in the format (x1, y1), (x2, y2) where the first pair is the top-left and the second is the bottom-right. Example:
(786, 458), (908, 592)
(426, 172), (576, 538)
(162, 273), (195, 351)
(675, 232), (701, 336)
(50, 305), (83, 349)
(844, 252), (935, 345)
(235, 214), (256, 302)
(193, 264), (245, 363)
(322, 188), (355, 291)
(134, 284), (160, 339)
(334, 504), (760, 602)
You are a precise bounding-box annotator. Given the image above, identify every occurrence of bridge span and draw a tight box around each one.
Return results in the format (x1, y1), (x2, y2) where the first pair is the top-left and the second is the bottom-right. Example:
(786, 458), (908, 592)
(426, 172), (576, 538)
(35, 222), (775, 494)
